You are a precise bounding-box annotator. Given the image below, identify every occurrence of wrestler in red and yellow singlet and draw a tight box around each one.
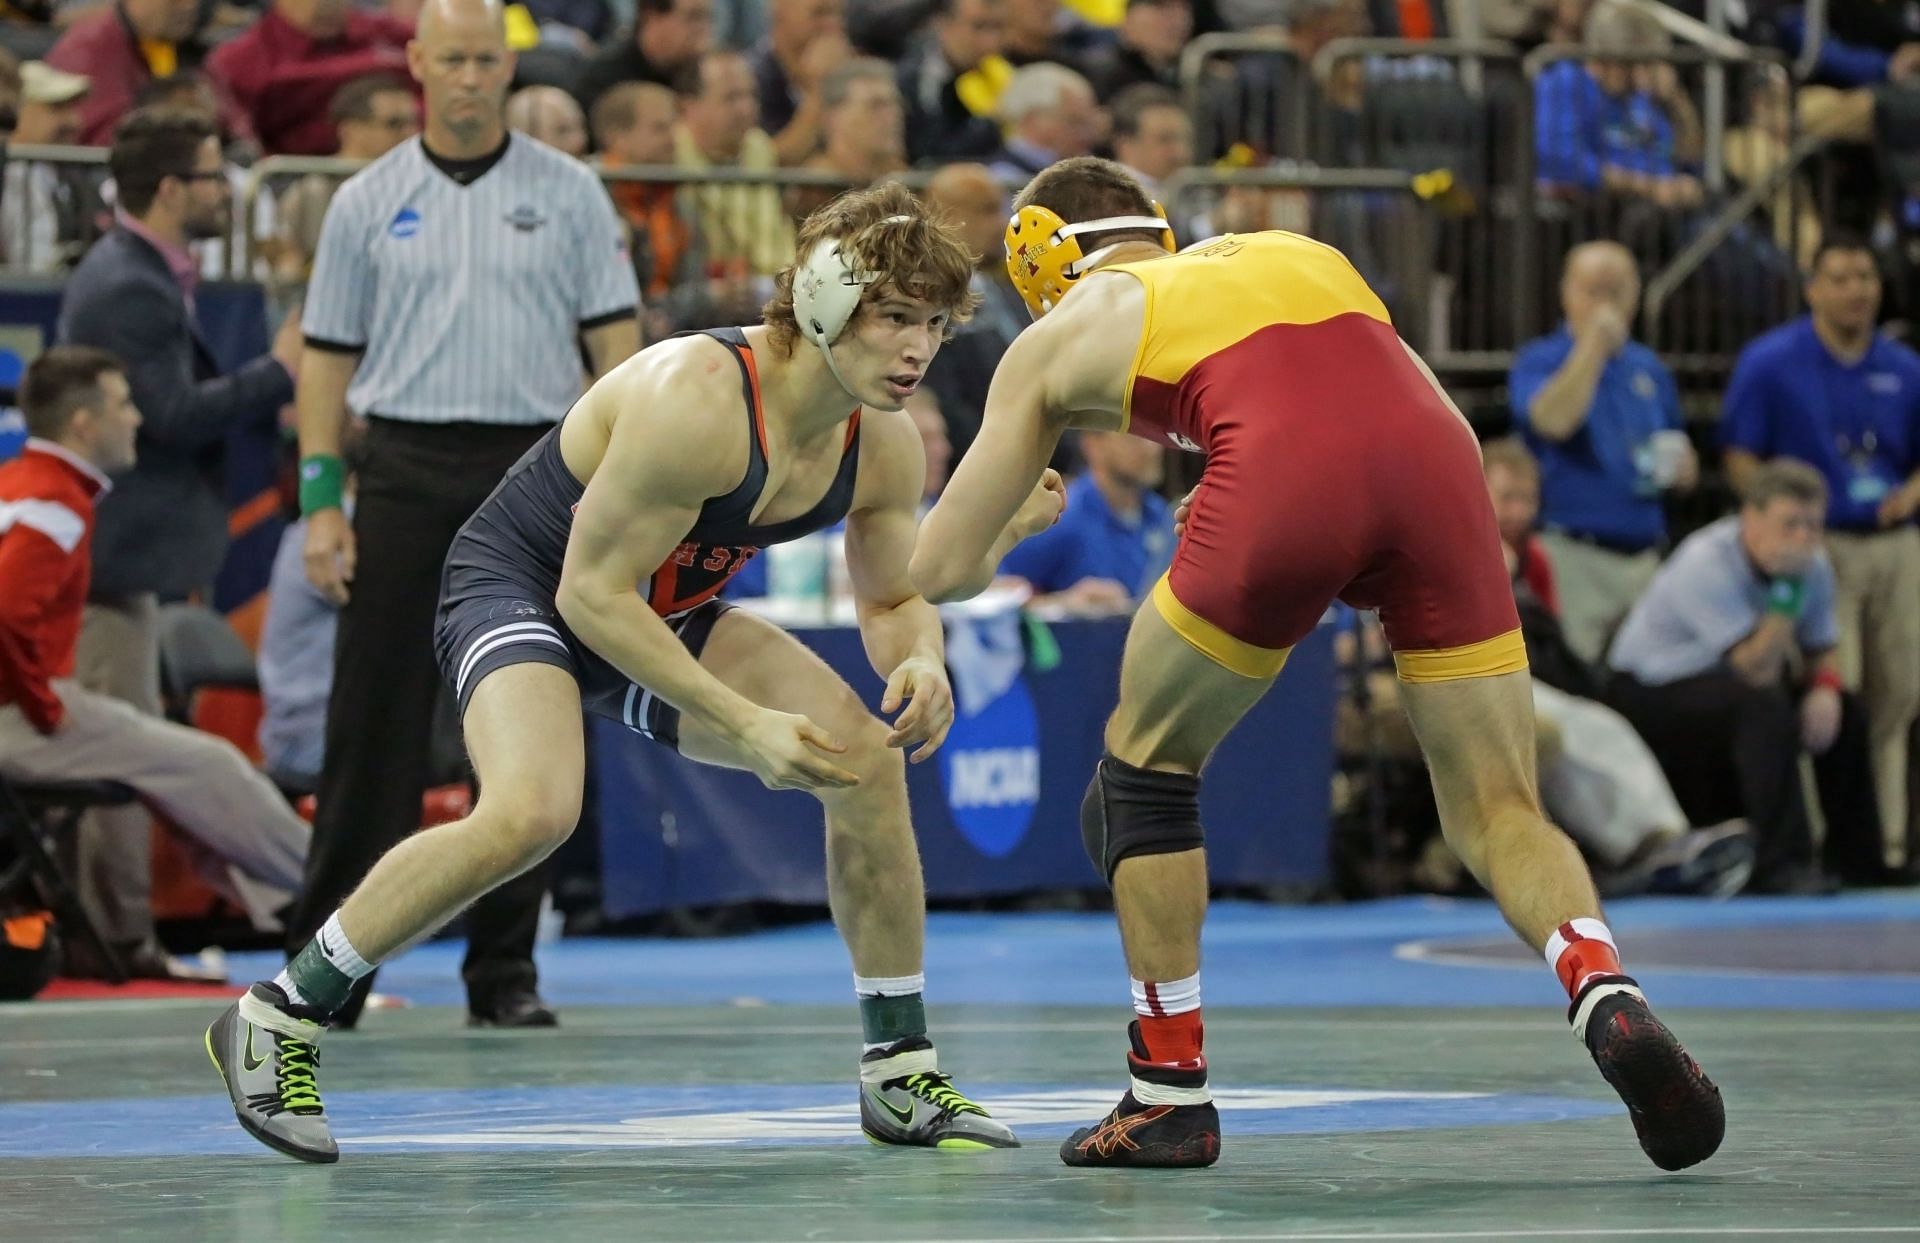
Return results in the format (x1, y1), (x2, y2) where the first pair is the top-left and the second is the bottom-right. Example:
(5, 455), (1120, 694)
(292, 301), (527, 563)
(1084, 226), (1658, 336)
(1104, 230), (1527, 683)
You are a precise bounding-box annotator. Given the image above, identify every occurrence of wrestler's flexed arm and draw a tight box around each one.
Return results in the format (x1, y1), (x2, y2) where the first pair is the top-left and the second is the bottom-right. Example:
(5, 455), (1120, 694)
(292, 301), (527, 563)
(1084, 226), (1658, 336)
(840, 409), (956, 760)
(910, 272), (1141, 603)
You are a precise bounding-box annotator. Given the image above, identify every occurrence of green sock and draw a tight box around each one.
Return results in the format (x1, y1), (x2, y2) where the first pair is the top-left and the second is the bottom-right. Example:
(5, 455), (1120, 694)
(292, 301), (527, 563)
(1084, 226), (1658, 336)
(281, 938), (356, 1015)
(858, 992), (927, 1047)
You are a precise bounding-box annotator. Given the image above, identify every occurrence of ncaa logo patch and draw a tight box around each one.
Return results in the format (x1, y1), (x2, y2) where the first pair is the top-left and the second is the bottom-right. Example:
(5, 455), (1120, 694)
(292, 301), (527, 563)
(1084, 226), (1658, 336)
(389, 207), (422, 239)
(939, 674), (1041, 859)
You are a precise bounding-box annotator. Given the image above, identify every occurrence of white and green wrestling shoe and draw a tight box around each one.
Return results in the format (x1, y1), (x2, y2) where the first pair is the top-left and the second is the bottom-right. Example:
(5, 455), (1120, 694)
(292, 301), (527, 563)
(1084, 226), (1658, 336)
(205, 982), (338, 1163)
(858, 1040), (1020, 1150)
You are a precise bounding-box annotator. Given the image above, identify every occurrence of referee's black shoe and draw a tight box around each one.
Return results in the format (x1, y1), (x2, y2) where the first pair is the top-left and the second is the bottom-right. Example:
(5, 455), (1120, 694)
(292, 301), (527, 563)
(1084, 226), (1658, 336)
(468, 987), (558, 1028)
(1577, 978), (1724, 1171)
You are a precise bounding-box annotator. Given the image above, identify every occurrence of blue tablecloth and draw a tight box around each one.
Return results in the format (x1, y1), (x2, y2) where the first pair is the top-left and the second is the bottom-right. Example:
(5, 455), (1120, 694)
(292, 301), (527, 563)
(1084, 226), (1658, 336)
(594, 614), (1335, 917)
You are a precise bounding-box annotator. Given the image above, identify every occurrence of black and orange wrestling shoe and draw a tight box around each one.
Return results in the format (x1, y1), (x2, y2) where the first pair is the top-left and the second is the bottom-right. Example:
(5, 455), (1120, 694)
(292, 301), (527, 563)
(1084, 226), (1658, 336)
(1060, 1021), (1221, 1168)
(1577, 977), (1725, 1171)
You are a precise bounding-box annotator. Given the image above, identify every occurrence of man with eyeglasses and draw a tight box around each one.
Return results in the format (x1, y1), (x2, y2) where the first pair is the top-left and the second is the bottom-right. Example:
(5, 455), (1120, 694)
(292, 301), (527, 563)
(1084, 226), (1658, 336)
(49, 106), (305, 979)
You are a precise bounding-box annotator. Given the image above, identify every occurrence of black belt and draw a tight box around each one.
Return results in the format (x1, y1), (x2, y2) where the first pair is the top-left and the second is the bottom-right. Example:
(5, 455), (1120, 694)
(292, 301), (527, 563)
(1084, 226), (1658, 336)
(1546, 527), (1662, 557)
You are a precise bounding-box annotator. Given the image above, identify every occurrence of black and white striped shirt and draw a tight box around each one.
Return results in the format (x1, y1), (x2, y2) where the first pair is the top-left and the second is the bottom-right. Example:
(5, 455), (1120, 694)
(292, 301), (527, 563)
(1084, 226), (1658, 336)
(304, 134), (639, 426)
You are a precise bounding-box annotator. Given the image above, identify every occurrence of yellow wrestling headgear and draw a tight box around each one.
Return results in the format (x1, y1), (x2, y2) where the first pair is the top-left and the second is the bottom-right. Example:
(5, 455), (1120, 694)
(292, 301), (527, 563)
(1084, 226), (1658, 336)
(1003, 201), (1175, 319)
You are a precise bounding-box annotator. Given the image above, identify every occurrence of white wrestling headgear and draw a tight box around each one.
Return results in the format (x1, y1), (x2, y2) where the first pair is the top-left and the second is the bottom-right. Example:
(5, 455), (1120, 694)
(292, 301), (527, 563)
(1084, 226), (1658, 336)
(792, 213), (915, 398)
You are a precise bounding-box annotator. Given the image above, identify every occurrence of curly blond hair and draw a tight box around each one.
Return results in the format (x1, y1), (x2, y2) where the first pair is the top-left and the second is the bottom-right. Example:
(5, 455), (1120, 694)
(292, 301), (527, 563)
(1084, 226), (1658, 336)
(763, 181), (980, 354)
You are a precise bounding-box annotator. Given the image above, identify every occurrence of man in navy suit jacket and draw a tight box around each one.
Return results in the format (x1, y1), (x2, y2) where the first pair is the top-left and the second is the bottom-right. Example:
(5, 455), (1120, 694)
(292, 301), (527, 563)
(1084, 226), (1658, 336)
(53, 106), (300, 978)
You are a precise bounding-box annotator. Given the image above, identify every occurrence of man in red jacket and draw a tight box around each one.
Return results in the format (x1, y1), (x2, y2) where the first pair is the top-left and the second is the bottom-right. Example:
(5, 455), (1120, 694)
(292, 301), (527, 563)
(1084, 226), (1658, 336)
(207, 0), (414, 156)
(0, 347), (311, 972)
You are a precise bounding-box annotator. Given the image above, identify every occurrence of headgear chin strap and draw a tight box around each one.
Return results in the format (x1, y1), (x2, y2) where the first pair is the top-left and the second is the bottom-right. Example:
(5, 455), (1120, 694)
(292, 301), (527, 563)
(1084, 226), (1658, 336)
(1004, 202), (1175, 319)
(791, 214), (915, 400)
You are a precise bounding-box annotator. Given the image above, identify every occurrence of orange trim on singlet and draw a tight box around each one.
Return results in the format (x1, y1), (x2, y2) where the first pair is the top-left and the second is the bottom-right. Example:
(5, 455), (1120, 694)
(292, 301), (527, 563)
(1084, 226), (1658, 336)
(739, 341), (770, 458)
(843, 408), (862, 450)
(660, 578), (731, 616)
(649, 559), (681, 614)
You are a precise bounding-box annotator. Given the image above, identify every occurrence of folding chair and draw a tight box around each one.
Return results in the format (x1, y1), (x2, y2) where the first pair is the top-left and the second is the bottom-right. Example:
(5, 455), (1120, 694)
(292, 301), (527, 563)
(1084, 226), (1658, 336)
(0, 775), (139, 984)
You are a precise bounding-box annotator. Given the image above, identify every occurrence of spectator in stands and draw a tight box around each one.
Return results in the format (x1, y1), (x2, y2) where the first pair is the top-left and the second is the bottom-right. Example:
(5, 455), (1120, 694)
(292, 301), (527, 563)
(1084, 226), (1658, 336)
(898, 0), (1009, 166)
(506, 84), (589, 155)
(0, 348), (311, 975)
(1107, 82), (1196, 238)
(673, 48), (795, 274)
(1000, 0), (1103, 68)
(922, 160), (1024, 461)
(1533, 1), (1701, 207)
(521, 0), (615, 46)
(46, 0), (253, 146)
(986, 60), (1102, 186)
(787, 57), (904, 218)
(1721, 235), (1920, 880)
(1725, 66), (1823, 268)
(1484, 435), (1561, 615)
(1080, 0), (1191, 100)
(572, 0), (713, 116)
(1509, 240), (1696, 664)
(2, 61), (91, 273)
(1776, 0), (1920, 90)
(1607, 459), (1882, 894)
(206, 0), (413, 156)
(592, 79), (751, 334)
(53, 109), (303, 969)
(271, 74), (419, 277)
(999, 431), (1173, 612)
(127, 71), (277, 279)
(747, 0), (851, 165)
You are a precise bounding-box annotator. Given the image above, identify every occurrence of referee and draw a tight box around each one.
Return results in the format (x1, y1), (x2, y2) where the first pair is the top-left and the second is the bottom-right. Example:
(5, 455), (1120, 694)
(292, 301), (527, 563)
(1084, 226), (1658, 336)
(292, 0), (640, 1027)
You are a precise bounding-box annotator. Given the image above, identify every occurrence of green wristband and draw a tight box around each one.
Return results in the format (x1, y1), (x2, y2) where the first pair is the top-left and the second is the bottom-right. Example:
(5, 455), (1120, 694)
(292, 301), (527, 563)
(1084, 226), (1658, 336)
(298, 454), (345, 515)
(1766, 576), (1805, 618)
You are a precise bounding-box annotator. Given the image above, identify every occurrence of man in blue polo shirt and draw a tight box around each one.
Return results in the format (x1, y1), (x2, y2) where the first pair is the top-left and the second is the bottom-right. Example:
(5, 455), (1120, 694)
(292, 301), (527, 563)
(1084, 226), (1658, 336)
(1722, 234), (1920, 873)
(1510, 241), (1698, 664)
(999, 431), (1173, 612)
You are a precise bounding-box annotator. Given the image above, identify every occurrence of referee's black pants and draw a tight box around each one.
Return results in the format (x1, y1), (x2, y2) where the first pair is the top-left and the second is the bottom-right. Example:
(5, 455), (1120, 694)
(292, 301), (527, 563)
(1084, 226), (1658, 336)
(1606, 671), (1880, 887)
(287, 416), (552, 1023)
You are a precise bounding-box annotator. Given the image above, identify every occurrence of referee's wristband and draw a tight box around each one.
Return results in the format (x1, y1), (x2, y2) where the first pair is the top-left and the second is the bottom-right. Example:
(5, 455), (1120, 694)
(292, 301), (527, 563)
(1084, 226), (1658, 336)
(299, 454), (346, 515)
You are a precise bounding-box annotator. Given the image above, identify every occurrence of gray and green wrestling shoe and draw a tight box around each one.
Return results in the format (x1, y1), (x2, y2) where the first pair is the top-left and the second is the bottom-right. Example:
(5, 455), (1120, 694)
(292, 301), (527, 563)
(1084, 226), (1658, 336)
(858, 1041), (1019, 1150)
(205, 982), (337, 1163)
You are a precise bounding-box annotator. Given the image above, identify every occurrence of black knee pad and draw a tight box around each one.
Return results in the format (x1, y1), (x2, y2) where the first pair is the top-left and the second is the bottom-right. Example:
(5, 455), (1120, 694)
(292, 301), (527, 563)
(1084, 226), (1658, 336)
(1079, 753), (1204, 885)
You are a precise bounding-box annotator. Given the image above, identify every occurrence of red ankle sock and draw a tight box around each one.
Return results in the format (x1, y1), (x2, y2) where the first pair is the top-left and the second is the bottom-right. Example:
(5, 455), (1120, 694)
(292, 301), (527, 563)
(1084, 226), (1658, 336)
(1547, 918), (1624, 1001)
(1137, 1010), (1205, 1068)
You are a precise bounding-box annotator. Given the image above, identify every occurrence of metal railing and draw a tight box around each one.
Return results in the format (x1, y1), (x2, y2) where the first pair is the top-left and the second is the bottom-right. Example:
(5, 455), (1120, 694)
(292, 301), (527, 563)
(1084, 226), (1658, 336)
(1523, 42), (1803, 377)
(0, 144), (110, 277)
(241, 156), (874, 284)
(1303, 40), (1536, 364)
(1157, 165), (1451, 355)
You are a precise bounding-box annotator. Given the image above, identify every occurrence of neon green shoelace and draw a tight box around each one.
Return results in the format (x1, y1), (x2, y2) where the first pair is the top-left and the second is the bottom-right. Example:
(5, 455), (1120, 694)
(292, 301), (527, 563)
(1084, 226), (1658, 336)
(276, 1036), (324, 1111)
(903, 1072), (984, 1116)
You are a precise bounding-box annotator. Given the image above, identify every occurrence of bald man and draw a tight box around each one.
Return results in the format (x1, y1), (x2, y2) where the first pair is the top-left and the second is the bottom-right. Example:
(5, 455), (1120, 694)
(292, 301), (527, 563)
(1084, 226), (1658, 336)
(227, 0), (641, 1124)
(507, 84), (588, 158)
(1508, 242), (1699, 664)
(922, 162), (1028, 464)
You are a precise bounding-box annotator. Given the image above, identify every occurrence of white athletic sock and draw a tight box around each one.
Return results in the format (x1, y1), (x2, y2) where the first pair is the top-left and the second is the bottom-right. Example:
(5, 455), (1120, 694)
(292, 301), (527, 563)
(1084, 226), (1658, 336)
(1131, 972), (1201, 1017)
